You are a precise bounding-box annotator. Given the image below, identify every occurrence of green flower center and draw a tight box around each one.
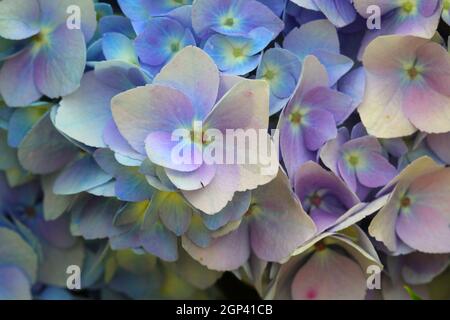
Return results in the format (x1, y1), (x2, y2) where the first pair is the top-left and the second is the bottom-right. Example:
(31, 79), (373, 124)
(224, 17), (235, 27)
(289, 111), (302, 124)
(170, 42), (180, 53)
(348, 154), (360, 167)
(32, 29), (50, 47)
(402, 0), (415, 13)
(232, 47), (244, 58)
(263, 69), (276, 81)
(445, 0), (450, 10)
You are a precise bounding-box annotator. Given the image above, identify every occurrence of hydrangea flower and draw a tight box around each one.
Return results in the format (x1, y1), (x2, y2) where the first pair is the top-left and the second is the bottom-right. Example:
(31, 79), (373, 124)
(135, 17), (196, 75)
(354, 0), (443, 58)
(118, 0), (193, 34)
(279, 55), (353, 179)
(271, 226), (382, 300)
(320, 128), (398, 200)
(381, 252), (449, 300)
(359, 35), (450, 138)
(0, 0), (97, 106)
(294, 161), (360, 232)
(0, 174), (87, 297)
(111, 46), (277, 214)
(192, 0), (284, 40)
(193, 0), (284, 75)
(289, 0), (357, 27)
(182, 170), (316, 270)
(256, 48), (301, 115)
(1, 0), (450, 301)
(283, 20), (354, 86)
(370, 157), (450, 254)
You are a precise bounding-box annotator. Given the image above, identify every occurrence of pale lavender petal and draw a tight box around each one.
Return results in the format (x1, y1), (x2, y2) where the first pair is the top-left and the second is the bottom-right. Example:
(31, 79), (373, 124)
(0, 48), (41, 107)
(111, 84), (195, 155)
(396, 170), (450, 253)
(0, 266), (31, 300)
(166, 163), (217, 191)
(249, 170), (316, 261)
(55, 71), (118, 148)
(145, 131), (202, 172)
(401, 252), (449, 285)
(182, 222), (250, 271)
(34, 25), (86, 99)
(153, 46), (219, 119)
(182, 165), (241, 214)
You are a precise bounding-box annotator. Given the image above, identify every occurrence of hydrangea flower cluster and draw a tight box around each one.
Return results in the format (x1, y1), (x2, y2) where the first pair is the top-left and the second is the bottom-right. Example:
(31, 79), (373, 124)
(0, 0), (449, 300)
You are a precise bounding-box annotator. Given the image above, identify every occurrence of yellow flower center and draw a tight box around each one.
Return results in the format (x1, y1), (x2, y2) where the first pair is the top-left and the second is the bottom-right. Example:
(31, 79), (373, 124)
(232, 47), (245, 58)
(445, 0), (450, 10)
(348, 154), (360, 167)
(401, 0), (415, 14)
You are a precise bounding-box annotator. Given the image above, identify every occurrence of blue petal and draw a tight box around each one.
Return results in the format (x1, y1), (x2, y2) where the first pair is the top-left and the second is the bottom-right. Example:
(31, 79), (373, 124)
(203, 35), (263, 75)
(0, 266), (32, 300)
(7, 107), (47, 147)
(53, 155), (113, 195)
(102, 32), (139, 64)
(0, 0), (40, 40)
(18, 112), (78, 174)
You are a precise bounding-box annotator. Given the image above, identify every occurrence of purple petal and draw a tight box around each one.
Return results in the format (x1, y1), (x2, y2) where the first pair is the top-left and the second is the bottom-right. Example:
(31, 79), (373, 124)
(34, 25), (86, 99)
(356, 152), (397, 188)
(145, 131), (202, 172)
(0, 48), (41, 106)
(303, 109), (337, 151)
